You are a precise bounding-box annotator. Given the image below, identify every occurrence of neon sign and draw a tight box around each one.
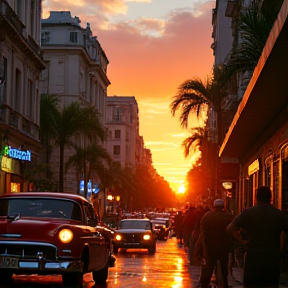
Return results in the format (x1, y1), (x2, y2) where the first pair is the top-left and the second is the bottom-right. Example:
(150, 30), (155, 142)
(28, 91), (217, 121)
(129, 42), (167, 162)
(3, 145), (31, 161)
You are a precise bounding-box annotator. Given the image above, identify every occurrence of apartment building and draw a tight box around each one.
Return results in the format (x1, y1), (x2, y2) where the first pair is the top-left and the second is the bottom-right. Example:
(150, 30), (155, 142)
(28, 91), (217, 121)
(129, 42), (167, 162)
(40, 11), (110, 193)
(0, 0), (45, 193)
(105, 96), (144, 169)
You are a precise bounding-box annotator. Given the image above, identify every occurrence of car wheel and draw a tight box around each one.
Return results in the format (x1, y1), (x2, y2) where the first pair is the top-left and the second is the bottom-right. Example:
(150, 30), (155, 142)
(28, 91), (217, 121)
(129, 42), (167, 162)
(62, 272), (83, 288)
(148, 244), (156, 254)
(0, 271), (13, 284)
(93, 264), (109, 285)
(113, 246), (119, 254)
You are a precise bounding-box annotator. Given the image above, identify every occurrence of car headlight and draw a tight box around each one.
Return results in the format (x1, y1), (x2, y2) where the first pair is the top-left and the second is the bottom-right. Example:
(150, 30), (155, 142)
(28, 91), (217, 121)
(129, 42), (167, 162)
(115, 234), (122, 241)
(143, 234), (151, 240)
(59, 229), (73, 243)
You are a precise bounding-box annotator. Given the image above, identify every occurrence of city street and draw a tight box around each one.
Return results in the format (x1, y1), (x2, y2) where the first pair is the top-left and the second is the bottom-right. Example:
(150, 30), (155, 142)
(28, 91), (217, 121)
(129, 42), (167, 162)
(1, 236), (245, 288)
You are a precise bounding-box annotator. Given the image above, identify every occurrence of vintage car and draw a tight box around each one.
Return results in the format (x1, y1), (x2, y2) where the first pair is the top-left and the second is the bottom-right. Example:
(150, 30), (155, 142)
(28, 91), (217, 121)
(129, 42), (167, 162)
(112, 218), (157, 254)
(0, 192), (115, 287)
(151, 218), (170, 240)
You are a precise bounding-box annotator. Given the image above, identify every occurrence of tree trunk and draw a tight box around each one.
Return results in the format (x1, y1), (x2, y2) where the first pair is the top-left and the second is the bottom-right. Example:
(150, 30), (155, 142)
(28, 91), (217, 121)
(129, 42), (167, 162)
(59, 143), (64, 192)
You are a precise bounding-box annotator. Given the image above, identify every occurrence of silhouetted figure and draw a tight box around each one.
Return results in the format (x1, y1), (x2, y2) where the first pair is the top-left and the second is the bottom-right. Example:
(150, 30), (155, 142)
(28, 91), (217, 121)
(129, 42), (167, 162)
(227, 186), (288, 288)
(174, 210), (184, 244)
(196, 199), (233, 288)
(189, 205), (207, 265)
(182, 206), (196, 247)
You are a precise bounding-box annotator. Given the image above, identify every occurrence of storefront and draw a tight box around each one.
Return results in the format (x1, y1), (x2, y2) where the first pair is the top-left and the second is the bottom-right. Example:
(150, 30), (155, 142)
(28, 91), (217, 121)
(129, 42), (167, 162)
(0, 144), (32, 193)
(219, 1), (288, 214)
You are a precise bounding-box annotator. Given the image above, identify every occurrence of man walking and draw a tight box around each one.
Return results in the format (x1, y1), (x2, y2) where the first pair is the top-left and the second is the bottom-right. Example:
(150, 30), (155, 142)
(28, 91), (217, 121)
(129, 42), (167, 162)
(196, 199), (233, 288)
(226, 186), (288, 288)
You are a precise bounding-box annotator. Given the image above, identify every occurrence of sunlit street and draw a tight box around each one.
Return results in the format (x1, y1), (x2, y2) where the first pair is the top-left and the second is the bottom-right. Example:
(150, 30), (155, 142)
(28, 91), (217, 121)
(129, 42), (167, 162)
(4, 236), (201, 288)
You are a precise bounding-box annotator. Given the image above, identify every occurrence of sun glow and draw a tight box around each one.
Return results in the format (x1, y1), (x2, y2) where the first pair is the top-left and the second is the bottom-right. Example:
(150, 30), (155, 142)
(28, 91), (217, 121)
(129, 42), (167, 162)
(178, 184), (186, 194)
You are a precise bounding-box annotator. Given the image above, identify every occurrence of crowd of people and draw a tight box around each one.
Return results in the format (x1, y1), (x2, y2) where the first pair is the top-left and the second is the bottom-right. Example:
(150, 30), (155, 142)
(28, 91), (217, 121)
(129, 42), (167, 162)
(173, 186), (288, 288)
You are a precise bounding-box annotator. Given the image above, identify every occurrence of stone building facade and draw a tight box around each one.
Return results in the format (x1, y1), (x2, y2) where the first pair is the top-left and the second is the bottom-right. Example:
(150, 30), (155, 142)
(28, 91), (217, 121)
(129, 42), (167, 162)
(40, 11), (110, 193)
(0, 0), (45, 193)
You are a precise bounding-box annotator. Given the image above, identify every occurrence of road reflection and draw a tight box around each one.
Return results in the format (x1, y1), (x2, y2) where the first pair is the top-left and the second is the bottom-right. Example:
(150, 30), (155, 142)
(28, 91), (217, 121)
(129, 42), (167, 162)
(0, 237), (198, 288)
(108, 239), (195, 288)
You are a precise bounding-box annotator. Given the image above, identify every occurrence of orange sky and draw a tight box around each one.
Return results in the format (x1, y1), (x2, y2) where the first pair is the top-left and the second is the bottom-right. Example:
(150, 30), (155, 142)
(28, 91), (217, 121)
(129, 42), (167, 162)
(43, 0), (215, 193)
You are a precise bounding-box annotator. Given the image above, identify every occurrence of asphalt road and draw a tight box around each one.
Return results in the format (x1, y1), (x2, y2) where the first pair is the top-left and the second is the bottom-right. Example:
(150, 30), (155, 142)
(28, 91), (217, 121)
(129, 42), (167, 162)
(1, 235), (200, 288)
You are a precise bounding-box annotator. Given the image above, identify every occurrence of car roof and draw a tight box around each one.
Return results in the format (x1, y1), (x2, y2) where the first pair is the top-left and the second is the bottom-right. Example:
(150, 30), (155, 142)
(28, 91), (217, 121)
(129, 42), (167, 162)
(120, 218), (151, 222)
(0, 192), (88, 205)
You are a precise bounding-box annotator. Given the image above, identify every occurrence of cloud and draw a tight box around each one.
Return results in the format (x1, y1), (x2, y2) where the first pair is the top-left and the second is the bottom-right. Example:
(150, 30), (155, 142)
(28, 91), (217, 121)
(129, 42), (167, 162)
(43, 1), (214, 99)
(145, 141), (180, 147)
(100, 11), (214, 102)
(125, 0), (152, 2)
(129, 18), (165, 37)
(42, 0), (127, 29)
(169, 132), (189, 138)
(42, 0), (215, 187)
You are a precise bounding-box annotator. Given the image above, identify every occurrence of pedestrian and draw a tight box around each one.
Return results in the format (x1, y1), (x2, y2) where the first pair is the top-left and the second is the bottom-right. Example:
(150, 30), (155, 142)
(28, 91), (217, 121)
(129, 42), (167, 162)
(181, 206), (197, 247)
(189, 205), (207, 265)
(174, 210), (184, 244)
(196, 199), (233, 288)
(226, 186), (288, 288)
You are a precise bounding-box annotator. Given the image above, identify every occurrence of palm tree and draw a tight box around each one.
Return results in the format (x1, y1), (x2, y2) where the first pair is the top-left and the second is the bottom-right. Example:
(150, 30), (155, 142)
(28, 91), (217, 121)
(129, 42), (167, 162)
(40, 96), (107, 192)
(65, 143), (112, 197)
(222, 2), (280, 84)
(182, 127), (206, 158)
(170, 65), (229, 140)
(57, 103), (106, 192)
(170, 65), (230, 198)
(40, 94), (59, 178)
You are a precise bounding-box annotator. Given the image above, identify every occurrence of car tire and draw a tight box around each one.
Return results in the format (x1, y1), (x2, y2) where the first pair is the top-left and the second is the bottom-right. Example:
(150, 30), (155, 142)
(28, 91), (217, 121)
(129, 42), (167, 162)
(93, 264), (109, 285)
(62, 272), (83, 288)
(148, 244), (156, 254)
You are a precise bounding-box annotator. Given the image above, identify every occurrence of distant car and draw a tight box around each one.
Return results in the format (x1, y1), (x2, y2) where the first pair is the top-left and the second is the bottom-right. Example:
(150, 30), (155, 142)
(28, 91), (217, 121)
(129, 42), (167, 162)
(151, 218), (170, 240)
(0, 192), (115, 287)
(112, 219), (157, 254)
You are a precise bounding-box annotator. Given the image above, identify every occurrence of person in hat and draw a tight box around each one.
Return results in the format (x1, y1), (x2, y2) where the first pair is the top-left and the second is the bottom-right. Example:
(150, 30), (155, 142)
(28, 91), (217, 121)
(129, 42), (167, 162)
(195, 199), (233, 288)
(226, 186), (288, 288)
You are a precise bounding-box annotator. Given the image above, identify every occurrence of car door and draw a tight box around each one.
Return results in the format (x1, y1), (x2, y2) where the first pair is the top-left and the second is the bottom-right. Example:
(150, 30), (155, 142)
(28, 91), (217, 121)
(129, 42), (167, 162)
(84, 204), (106, 270)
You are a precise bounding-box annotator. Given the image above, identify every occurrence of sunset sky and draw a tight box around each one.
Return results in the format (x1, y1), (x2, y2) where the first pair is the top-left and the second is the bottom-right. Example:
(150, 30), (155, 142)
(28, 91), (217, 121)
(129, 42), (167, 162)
(42, 0), (215, 193)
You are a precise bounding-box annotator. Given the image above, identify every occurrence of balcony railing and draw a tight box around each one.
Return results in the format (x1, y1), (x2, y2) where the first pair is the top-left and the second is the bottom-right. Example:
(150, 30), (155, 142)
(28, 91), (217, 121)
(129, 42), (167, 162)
(0, 104), (39, 140)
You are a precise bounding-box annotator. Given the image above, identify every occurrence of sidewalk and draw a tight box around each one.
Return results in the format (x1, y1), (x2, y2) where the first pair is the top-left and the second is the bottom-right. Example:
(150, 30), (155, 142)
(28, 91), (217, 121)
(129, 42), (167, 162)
(227, 266), (288, 288)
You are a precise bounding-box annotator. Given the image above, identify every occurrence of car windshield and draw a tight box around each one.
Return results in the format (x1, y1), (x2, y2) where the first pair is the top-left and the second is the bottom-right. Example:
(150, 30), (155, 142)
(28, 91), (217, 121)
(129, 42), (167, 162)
(0, 198), (82, 221)
(120, 220), (151, 230)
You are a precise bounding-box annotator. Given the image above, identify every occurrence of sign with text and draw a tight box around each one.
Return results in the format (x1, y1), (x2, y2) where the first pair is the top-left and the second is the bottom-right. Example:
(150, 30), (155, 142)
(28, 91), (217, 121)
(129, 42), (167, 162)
(3, 145), (31, 161)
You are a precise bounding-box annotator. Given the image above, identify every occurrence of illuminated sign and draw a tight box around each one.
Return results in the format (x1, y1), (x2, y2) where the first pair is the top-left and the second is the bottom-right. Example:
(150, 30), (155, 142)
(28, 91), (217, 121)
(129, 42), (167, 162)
(248, 159), (259, 176)
(3, 145), (31, 161)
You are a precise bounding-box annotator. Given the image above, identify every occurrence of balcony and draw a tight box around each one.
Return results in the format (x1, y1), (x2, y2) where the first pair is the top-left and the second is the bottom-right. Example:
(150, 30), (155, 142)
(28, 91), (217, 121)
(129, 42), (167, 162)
(0, 105), (39, 140)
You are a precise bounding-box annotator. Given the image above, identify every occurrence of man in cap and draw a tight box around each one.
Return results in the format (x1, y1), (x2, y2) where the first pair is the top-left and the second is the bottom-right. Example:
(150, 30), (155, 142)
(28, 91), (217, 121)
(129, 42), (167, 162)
(196, 199), (233, 288)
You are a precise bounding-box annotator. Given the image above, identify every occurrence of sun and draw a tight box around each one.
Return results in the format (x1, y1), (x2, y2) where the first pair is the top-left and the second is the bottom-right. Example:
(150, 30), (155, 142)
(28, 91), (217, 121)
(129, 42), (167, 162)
(178, 184), (186, 194)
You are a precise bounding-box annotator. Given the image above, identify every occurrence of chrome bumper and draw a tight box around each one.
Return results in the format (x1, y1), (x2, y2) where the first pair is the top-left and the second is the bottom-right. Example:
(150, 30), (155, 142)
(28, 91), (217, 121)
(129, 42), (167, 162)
(0, 256), (82, 272)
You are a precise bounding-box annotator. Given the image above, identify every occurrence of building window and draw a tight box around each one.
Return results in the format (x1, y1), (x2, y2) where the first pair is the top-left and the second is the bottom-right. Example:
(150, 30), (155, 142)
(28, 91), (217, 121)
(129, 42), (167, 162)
(108, 130), (112, 139)
(1, 57), (7, 102)
(114, 107), (121, 121)
(28, 79), (33, 119)
(41, 31), (50, 44)
(115, 130), (121, 139)
(70, 32), (78, 43)
(15, 68), (21, 112)
(113, 145), (120, 155)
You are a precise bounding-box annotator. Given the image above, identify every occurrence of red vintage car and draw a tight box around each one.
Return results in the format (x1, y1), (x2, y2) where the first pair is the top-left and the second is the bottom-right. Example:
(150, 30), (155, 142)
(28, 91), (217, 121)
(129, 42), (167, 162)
(0, 192), (115, 287)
